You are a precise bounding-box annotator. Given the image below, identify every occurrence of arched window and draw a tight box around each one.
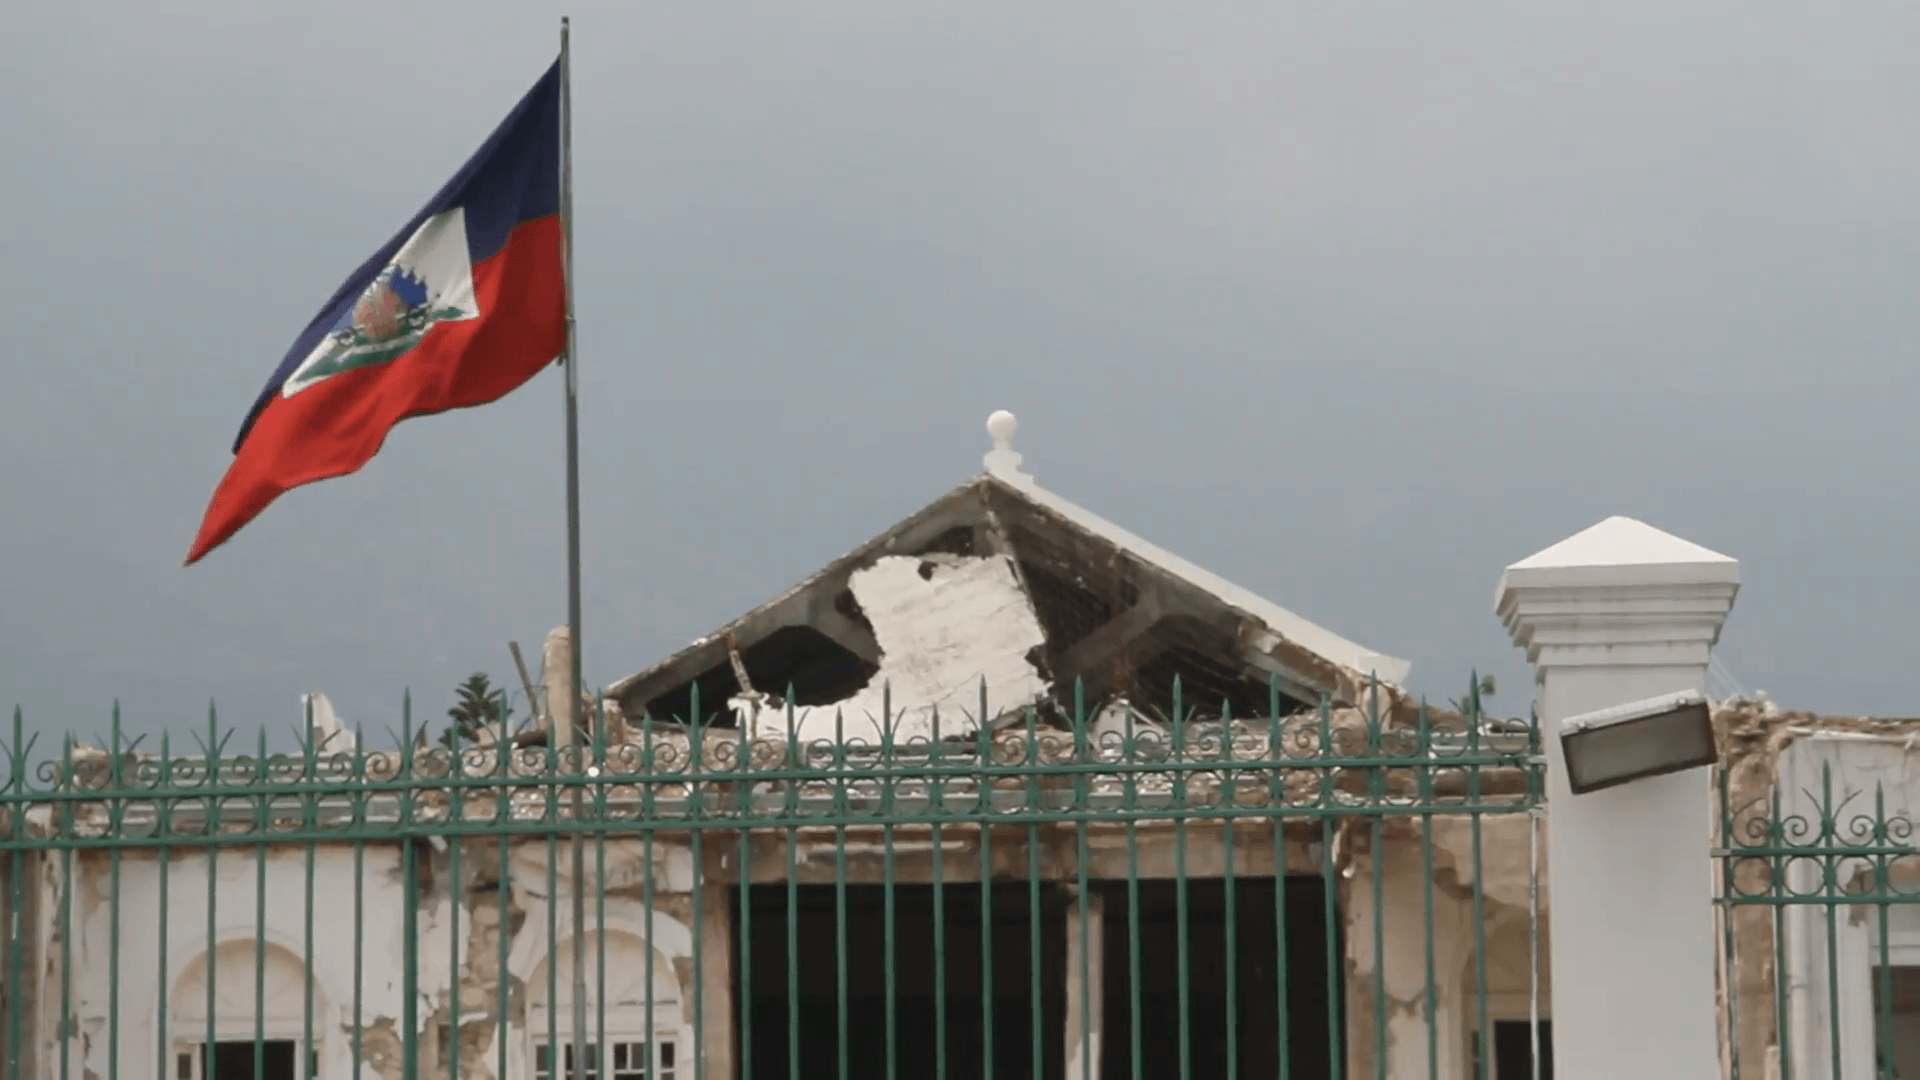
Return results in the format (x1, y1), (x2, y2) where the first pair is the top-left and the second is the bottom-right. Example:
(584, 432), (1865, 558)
(170, 941), (325, 1080)
(527, 930), (683, 1080)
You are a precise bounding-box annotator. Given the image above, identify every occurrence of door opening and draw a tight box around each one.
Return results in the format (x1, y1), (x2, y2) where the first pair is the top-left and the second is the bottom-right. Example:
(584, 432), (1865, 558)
(1098, 876), (1339, 1078)
(734, 881), (1069, 1079)
(177, 1041), (300, 1080)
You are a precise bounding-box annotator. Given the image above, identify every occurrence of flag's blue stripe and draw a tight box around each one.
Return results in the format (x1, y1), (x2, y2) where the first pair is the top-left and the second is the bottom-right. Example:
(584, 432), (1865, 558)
(232, 59), (562, 453)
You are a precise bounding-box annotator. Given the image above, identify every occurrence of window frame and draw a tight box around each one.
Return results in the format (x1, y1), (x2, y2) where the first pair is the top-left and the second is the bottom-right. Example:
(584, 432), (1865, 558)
(530, 1036), (677, 1080)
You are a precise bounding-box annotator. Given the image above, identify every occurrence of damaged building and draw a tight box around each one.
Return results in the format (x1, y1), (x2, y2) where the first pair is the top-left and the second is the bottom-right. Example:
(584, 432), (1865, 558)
(5, 414), (1561, 1080)
(1713, 700), (1920, 1079)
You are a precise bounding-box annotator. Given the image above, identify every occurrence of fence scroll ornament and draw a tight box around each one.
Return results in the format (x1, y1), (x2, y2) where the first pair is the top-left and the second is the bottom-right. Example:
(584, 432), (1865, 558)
(1717, 761), (1920, 1080)
(1, 680), (1541, 840)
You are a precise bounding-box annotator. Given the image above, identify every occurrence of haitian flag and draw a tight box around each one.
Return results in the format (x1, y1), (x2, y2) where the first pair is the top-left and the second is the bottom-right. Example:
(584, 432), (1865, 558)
(185, 60), (566, 565)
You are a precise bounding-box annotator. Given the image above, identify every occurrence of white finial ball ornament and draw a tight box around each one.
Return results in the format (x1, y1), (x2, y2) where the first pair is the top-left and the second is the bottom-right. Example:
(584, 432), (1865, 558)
(987, 410), (1018, 445)
(981, 409), (1033, 482)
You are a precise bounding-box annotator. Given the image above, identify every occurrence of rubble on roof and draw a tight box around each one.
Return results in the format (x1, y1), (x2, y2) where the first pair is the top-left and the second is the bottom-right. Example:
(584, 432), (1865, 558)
(730, 553), (1050, 742)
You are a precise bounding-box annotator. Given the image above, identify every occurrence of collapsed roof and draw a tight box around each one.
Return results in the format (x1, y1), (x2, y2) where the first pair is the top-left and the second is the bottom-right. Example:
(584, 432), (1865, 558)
(608, 416), (1408, 742)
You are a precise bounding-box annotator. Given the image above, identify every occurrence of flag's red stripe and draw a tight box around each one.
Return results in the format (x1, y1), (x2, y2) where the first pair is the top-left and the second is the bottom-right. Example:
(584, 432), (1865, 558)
(185, 216), (566, 565)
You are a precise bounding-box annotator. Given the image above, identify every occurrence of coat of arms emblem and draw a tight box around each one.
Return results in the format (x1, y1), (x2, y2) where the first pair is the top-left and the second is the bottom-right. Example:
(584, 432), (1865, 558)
(282, 209), (480, 397)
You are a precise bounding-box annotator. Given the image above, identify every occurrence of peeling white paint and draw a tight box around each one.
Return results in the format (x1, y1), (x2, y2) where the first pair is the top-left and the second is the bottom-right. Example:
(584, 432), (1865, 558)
(759, 554), (1052, 744)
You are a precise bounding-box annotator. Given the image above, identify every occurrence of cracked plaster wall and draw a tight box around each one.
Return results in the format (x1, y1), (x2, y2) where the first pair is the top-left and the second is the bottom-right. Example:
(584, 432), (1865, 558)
(1337, 816), (1548, 1080)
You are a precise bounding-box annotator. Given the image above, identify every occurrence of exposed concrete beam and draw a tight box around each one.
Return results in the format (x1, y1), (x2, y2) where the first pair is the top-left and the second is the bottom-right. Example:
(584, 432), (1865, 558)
(1236, 643), (1334, 708)
(802, 596), (883, 666)
(615, 504), (984, 708)
(1051, 595), (1167, 679)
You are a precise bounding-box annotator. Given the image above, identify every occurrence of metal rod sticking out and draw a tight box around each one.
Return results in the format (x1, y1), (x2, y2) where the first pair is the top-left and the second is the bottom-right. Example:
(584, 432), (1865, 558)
(558, 15), (590, 1080)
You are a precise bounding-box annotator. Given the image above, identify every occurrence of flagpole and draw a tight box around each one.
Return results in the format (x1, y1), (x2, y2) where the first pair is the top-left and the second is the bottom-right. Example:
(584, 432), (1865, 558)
(559, 16), (591, 1080)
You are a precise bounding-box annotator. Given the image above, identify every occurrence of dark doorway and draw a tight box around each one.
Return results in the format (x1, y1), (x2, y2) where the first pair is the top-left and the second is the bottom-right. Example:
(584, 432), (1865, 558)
(1098, 877), (1339, 1078)
(1486, 1020), (1553, 1080)
(197, 1041), (297, 1080)
(733, 882), (1069, 1080)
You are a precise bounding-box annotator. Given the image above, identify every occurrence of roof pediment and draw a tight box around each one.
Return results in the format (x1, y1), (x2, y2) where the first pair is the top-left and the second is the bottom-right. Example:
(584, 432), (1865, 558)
(609, 415), (1406, 740)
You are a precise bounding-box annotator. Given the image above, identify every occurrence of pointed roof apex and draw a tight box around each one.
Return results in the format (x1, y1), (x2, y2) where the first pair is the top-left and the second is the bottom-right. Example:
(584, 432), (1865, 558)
(1508, 515), (1734, 571)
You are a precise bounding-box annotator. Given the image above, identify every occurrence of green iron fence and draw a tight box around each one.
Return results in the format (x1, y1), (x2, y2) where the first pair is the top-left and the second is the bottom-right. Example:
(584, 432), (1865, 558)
(2, 679), (1545, 1080)
(1718, 759), (1920, 1080)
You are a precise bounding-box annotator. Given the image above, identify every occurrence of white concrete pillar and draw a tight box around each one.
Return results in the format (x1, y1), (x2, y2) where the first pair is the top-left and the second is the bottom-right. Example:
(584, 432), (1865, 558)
(1496, 515), (1739, 1080)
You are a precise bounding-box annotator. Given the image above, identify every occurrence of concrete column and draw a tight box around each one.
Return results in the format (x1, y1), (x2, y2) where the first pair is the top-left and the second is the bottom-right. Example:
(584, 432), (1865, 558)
(1496, 515), (1739, 1080)
(544, 626), (575, 743)
(1063, 888), (1103, 1080)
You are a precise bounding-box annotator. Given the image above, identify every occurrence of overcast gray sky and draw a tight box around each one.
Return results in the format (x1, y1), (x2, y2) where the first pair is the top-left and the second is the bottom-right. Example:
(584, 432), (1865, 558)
(5, 1), (1918, 745)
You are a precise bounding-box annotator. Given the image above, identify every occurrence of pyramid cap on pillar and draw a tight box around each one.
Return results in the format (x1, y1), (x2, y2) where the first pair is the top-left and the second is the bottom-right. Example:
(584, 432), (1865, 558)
(1497, 515), (1740, 662)
(1499, 515), (1739, 593)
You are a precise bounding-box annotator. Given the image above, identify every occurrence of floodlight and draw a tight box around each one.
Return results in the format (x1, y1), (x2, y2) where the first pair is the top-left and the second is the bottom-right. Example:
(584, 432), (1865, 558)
(1560, 689), (1716, 795)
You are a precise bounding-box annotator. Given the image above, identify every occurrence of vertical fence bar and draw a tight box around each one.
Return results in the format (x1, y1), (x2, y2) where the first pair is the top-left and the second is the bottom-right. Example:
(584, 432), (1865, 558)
(644, 713), (660, 1080)
(978, 687), (995, 1080)
(1317, 700), (1343, 1080)
(1025, 706), (1043, 1080)
(1821, 765), (1842, 1080)
(402, 697), (421, 1080)
(1875, 788), (1895, 1080)
(1367, 684), (1386, 1080)
(157, 733), (173, 1080)
(881, 688), (898, 1080)
(780, 702), (798, 1080)
(737, 702), (755, 1080)
(352, 726), (366, 1080)
(58, 738), (74, 1080)
(1172, 678), (1192, 1080)
(1220, 699), (1239, 1080)
(495, 746), (512, 1080)
(1124, 699), (1142, 1080)
(833, 709), (849, 1080)
(689, 690), (708, 1080)
(205, 704), (221, 1080)
(546, 724), (560, 1080)
(1269, 681), (1291, 1080)
(1074, 682), (1092, 1080)
(593, 706), (607, 1080)
(451, 806), (465, 1080)
(930, 707), (948, 1080)
(303, 714), (317, 1080)
(1770, 787), (1792, 1080)
(108, 714), (128, 1080)
(252, 729), (267, 1080)
(1527, 806), (1542, 1080)
(1418, 703), (1438, 1080)
(1467, 683), (1489, 1080)
(5, 709), (25, 1080)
